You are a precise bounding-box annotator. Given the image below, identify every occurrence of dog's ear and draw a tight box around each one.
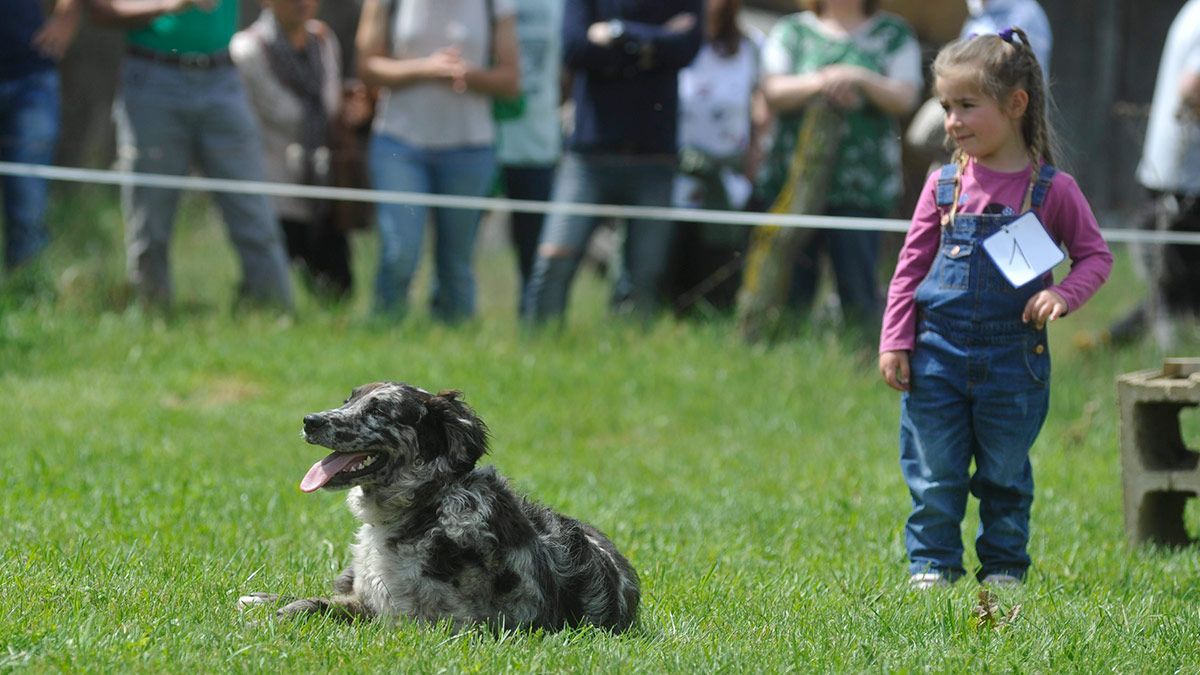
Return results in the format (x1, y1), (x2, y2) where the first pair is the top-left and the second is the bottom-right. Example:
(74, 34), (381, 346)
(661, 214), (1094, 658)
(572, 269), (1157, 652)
(427, 390), (489, 472)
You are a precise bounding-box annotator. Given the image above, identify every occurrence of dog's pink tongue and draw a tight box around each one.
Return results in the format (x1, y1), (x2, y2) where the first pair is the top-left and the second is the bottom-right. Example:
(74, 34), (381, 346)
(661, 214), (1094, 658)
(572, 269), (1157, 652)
(300, 452), (367, 493)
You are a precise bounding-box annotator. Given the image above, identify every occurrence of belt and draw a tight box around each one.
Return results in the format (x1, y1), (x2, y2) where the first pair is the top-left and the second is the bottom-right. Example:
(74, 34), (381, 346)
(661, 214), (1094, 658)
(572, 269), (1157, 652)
(127, 44), (233, 69)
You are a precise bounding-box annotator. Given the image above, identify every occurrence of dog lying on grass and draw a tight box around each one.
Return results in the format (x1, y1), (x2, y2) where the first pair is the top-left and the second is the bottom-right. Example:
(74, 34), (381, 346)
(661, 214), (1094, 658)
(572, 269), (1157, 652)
(239, 382), (640, 633)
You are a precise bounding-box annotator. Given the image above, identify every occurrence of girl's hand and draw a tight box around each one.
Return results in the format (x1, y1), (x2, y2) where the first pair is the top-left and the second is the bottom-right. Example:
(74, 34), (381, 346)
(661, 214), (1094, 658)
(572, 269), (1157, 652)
(1022, 289), (1068, 329)
(879, 350), (911, 392)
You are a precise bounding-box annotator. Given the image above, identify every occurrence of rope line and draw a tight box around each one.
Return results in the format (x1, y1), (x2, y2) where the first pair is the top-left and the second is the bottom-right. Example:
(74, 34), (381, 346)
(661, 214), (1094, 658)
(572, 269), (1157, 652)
(4, 161), (1200, 245)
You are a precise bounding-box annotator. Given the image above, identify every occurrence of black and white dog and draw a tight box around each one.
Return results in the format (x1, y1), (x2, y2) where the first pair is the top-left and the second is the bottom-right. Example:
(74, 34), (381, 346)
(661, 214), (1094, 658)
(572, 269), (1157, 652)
(240, 382), (640, 633)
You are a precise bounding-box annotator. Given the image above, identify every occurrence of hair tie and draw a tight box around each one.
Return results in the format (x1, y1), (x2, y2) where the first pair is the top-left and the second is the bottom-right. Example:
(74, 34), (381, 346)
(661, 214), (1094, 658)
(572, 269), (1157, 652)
(997, 27), (1016, 43)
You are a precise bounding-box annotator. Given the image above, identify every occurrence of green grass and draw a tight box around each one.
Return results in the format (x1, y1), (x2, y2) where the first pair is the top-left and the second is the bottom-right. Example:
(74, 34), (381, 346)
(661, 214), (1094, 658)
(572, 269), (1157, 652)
(3, 188), (1200, 671)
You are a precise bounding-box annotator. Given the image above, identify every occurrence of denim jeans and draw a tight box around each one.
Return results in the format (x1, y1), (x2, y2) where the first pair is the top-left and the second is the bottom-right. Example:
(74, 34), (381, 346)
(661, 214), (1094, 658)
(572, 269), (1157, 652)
(368, 134), (495, 321)
(0, 68), (59, 270)
(900, 314), (1049, 581)
(788, 206), (882, 329)
(899, 163), (1057, 581)
(523, 152), (675, 322)
(500, 164), (554, 314)
(113, 58), (294, 308)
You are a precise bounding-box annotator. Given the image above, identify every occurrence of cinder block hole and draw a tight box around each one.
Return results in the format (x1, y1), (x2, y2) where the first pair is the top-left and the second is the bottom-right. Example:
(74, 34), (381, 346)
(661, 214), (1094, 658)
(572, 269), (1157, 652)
(1136, 402), (1200, 471)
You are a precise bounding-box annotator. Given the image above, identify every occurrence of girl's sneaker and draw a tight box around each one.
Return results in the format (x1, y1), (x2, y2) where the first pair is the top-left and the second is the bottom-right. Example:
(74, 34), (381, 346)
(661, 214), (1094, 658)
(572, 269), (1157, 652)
(909, 572), (951, 590)
(980, 573), (1022, 587)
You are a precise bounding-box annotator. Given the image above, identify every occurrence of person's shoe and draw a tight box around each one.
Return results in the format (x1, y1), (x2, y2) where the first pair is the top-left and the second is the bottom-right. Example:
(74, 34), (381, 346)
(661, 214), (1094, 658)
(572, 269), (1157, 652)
(980, 573), (1022, 587)
(909, 572), (951, 590)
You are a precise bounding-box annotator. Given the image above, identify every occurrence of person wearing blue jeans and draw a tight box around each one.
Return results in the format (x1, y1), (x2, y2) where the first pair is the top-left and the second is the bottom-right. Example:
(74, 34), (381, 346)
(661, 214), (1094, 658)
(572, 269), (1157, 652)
(368, 136), (496, 320)
(1, 0), (79, 273)
(355, 0), (520, 321)
(523, 153), (675, 319)
(787, 206), (884, 332)
(899, 165), (1058, 583)
(91, 0), (295, 310)
(522, 0), (703, 324)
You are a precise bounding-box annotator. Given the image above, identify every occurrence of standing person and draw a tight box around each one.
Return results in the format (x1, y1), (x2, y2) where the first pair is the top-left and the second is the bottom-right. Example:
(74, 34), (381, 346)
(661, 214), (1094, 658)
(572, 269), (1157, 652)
(355, 0), (520, 322)
(231, 0), (354, 301)
(879, 29), (1112, 589)
(88, 0), (296, 311)
(1106, 0), (1200, 347)
(1, 0), (80, 277)
(758, 0), (922, 334)
(495, 0), (564, 315)
(667, 0), (766, 314)
(522, 0), (703, 325)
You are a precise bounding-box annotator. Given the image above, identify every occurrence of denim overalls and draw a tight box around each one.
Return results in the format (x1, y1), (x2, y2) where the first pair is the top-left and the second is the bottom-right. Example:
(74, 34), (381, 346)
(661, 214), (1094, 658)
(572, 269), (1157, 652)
(899, 163), (1056, 582)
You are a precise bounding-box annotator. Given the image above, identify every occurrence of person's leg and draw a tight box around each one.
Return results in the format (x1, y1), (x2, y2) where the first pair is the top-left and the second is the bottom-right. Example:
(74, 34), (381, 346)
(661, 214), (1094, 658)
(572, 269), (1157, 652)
(307, 212), (352, 300)
(900, 330), (973, 582)
(193, 67), (294, 309)
(824, 208), (883, 333)
(113, 59), (192, 305)
(501, 164), (554, 314)
(279, 217), (308, 263)
(522, 153), (602, 323)
(1160, 194), (1200, 318)
(616, 158), (676, 316)
(368, 134), (430, 317)
(970, 336), (1050, 581)
(788, 231), (827, 312)
(426, 145), (495, 322)
(0, 69), (59, 270)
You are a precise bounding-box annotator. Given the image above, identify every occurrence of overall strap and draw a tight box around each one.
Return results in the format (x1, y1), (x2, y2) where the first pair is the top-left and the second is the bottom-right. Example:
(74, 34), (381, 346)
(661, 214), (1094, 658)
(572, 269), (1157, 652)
(1028, 164), (1057, 210)
(935, 163), (958, 207)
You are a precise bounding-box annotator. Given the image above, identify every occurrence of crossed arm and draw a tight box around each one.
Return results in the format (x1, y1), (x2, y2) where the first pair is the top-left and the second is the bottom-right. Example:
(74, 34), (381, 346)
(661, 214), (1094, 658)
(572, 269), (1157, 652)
(354, 0), (520, 98)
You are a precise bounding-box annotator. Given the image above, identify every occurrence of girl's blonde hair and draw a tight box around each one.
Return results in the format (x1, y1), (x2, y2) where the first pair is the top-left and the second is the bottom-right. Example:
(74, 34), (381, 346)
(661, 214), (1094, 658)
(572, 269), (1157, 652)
(933, 27), (1060, 176)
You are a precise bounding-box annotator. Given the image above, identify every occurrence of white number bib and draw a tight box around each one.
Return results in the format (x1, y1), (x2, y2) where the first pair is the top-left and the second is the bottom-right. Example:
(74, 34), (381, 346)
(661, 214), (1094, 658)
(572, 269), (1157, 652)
(980, 211), (1065, 288)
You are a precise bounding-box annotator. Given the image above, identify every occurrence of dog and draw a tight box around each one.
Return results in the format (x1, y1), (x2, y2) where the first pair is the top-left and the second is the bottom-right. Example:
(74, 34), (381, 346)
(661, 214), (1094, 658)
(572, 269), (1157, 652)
(239, 382), (640, 633)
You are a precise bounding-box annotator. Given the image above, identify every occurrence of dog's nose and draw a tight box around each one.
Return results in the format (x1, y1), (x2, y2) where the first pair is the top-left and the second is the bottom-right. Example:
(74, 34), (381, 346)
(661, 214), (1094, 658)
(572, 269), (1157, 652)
(303, 414), (329, 432)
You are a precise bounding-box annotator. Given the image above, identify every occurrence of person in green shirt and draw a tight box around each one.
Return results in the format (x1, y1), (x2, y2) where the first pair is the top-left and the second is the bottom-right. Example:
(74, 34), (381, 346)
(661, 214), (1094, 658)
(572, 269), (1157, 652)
(758, 0), (921, 332)
(88, 0), (294, 310)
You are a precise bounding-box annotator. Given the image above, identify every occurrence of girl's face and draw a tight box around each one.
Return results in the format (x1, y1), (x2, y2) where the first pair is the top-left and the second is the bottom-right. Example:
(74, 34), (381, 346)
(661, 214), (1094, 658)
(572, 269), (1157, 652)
(937, 73), (1028, 167)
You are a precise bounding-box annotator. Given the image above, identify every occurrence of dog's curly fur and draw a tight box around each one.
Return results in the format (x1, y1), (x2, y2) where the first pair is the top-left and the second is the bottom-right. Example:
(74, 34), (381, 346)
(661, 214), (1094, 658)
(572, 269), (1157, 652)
(241, 382), (640, 633)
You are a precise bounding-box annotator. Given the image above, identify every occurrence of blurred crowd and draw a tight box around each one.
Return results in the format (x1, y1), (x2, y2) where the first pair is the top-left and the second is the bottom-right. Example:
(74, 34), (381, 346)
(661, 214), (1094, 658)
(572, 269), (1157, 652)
(2, 0), (1198, 343)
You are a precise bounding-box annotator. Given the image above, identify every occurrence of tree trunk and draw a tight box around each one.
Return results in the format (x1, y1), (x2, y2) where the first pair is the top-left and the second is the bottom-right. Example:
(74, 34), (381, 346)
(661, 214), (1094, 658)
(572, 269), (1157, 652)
(735, 102), (843, 343)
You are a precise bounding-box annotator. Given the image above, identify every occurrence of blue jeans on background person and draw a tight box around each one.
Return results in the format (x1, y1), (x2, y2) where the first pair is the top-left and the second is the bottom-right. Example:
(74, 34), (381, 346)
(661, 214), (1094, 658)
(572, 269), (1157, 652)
(788, 206), (883, 329)
(522, 152), (676, 323)
(0, 68), (59, 270)
(368, 134), (495, 322)
(500, 164), (554, 315)
(113, 58), (294, 309)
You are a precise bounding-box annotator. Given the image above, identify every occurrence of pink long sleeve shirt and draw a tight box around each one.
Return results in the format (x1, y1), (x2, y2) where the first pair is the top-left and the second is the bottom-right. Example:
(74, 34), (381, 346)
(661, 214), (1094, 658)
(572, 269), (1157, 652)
(879, 161), (1114, 353)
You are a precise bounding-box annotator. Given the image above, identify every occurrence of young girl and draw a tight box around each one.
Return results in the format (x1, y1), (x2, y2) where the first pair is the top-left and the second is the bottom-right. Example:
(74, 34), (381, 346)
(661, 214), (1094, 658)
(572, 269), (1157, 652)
(878, 28), (1113, 589)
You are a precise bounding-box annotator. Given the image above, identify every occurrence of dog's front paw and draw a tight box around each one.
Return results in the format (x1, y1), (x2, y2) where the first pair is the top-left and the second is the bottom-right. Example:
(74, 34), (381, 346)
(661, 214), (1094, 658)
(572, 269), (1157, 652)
(237, 592), (284, 610)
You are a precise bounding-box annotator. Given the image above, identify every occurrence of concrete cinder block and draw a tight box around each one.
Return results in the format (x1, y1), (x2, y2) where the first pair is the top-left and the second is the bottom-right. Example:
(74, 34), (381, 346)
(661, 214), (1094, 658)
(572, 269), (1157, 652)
(1119, 358), (1200, 546)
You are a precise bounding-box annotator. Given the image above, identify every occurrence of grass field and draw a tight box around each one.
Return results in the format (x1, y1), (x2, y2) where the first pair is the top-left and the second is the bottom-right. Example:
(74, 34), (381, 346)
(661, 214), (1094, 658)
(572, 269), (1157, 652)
(2, 188), (1200, 672)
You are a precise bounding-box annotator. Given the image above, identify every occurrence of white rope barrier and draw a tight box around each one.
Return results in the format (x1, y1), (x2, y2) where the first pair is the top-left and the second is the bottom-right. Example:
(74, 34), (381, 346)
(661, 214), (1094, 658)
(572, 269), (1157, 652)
(4, 160), (1200, 246)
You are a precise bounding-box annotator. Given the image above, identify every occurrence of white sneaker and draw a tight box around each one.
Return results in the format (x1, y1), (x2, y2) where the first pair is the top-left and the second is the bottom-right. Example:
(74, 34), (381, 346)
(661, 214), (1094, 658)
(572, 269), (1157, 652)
(909, 572), (951, 590)
(981, 573), (1022, 587)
